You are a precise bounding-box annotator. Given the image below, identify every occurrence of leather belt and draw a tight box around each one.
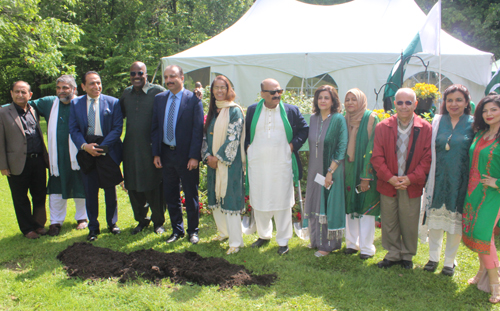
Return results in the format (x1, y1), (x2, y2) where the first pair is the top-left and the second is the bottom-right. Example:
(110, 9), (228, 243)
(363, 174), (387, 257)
(27, 153), (40, 158)
(164, 144), (176, 150)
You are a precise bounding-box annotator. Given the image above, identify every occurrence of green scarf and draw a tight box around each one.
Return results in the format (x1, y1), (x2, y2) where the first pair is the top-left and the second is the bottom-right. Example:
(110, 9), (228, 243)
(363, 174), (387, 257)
(246, 99), (299, 195)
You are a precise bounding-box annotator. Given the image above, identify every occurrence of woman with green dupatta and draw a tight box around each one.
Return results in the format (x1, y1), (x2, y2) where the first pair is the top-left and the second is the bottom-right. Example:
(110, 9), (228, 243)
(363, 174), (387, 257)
(343, 88), (380, 260)
(303, 85), (348, 257)
(202, 75), (246, 255)
(463, 95), (500, 304)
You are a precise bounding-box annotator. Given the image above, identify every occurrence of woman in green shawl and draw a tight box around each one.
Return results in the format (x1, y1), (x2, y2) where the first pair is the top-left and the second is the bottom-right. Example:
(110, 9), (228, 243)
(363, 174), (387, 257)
(202, 75), (246, 255)
(343, 88), (380, 260)
(463, 95), (500, 304)
(303, 85), (348, 257)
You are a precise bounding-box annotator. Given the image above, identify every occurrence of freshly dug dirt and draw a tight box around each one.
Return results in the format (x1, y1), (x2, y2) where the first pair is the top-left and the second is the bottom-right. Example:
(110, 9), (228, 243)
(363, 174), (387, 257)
(57, 242), (276, 289)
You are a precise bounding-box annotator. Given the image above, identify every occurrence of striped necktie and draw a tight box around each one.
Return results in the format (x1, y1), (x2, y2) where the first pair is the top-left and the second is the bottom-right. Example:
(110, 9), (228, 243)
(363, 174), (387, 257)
(166, 95), (177, 141)
(87, 98), (96, 135)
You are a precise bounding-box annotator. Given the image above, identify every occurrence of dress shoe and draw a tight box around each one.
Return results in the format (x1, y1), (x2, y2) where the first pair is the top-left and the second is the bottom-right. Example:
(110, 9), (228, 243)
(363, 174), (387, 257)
(35, 227), (47, 236)
(154, 226), (165, 234)
(441, 265), (455, 276)
(87, 230), (100, 242)
(24, 231), (39, 239)
(401, 260), (413, 269)
(226, 247), (240, 255)
(166, 233), (185, 243)
(48, 224), (61, 236)
(423, 260), (439, 272)
(359, 254), (373, 260)
(189, 233), (200, 244)
(377, 258), (402, 269)
(108, 224), (121, 235)
(344, 248), (358, 255)
(76, 220), (88, 230)
(251, 238), (269, 248)
(131, 221), (149, 235)
(277, 246), (289, 255)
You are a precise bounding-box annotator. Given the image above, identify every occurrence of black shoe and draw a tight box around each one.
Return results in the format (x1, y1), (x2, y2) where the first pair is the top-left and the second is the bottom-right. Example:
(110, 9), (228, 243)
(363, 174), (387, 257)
(131, 221), (150, 235)
(423, 260), (439, 272)
(108, 225), (121, 235)
(441, 265), (455, 276)
(377, 259), (402, 269)
(189, 233), (199, 244)
(359, 254), (373, 260)
(344, 248), (359, 255)
(154, 225), (165, 234)
(278, 246), (289, 255)
(251, 238), (269, 248)
(87, 229), (100, 242)
(166, 233), (185, 243)
(401, 260), (413, 269)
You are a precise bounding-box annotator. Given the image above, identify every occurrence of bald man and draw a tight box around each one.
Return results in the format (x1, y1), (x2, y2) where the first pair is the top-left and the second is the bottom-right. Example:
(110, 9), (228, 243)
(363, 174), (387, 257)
(244, 78), (308, 255)
(120, 61), (166, 235)
(0, 81), (48, 238)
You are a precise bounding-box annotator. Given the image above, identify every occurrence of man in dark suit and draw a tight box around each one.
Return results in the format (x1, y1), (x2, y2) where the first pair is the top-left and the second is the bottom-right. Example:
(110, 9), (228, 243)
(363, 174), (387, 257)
(69, 71), (123, 241)
(151, 65), (204, 244)
(0, 81), (48, 239)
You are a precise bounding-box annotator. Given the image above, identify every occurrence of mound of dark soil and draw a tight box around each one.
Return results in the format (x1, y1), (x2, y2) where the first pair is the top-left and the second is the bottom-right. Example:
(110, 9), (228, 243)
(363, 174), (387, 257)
(57, 242), (276, 289)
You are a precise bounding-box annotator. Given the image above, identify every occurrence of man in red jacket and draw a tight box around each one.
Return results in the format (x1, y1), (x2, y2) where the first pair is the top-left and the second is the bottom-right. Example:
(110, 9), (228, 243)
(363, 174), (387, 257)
(371, 88), (432, 269)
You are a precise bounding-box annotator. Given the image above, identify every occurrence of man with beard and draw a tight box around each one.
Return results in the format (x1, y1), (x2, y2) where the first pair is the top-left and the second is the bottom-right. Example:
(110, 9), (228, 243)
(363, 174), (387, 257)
(29, 75), (88, 236)
(244, 78), (308, 255)
(120, 61), (166, 234)
(0, 81), (48, 238)
(151, 65), (204, 244)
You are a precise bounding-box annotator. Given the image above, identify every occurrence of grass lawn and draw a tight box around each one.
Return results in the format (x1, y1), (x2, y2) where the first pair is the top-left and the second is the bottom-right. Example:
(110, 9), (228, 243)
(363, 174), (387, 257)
(0, 122), (498, 310)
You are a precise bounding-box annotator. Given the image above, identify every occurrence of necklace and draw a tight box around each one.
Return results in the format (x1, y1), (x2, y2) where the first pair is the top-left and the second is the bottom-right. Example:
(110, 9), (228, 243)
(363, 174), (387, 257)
(445, 134), (452, 151)
(315, 114), (330, 158)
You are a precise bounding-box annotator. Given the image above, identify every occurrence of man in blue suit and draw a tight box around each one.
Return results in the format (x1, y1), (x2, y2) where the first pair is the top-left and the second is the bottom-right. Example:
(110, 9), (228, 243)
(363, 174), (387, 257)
(69, 71), (123, 241)
(151, 65), (204, 244)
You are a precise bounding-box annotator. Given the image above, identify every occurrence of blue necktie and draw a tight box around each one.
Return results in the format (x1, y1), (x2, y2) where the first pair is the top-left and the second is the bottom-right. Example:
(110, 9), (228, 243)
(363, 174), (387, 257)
(87, 98), (96, 135)
(166, 95), (177, 142)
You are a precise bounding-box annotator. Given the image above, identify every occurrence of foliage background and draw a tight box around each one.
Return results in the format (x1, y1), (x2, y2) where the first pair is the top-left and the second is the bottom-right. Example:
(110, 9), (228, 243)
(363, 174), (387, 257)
(1, 0), (499, 103)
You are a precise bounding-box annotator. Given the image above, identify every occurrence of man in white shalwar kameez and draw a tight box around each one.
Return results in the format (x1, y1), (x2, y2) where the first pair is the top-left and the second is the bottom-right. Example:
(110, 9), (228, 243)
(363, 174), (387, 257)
(245, 79), (308, 255)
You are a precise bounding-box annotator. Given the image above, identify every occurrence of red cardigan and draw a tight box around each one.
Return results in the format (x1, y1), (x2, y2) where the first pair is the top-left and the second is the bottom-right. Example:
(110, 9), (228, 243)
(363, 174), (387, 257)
(370, 114), (432, 199)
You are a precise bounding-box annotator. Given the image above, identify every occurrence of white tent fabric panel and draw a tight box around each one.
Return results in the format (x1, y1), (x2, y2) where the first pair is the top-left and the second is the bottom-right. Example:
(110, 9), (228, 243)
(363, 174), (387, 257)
(162, 0), (492, 107)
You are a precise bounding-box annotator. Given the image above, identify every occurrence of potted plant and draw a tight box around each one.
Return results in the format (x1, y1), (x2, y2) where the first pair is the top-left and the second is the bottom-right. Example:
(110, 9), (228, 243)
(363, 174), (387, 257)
(412, 83), (440, 112)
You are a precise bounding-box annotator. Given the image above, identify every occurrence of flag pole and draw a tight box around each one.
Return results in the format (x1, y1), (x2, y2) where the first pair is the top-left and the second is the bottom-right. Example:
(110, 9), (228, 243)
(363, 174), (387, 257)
(437, 0), (442, 112)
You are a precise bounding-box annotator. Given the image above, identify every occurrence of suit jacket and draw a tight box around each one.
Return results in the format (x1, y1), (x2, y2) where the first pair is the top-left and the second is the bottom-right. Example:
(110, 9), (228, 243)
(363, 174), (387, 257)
(151, 89), (204, 164)
(371, 114), (432, 199)
(244, 102), (309, 179)
(0, 103), (48, 175)
(69, 94), (123, 165)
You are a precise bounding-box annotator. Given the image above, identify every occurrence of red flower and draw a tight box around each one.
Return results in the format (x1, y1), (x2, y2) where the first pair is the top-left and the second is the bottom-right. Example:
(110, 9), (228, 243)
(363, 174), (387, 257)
(182, 198), (186, 205)
(247, 207), (252, 212)
(204, 115), (207, 124)
(199, 202), (204, 210)
(297, 212), (301, 221)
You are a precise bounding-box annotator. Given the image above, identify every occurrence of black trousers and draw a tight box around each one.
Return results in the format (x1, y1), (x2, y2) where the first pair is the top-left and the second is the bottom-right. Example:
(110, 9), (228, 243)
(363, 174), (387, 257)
(128, 182), (165, 227)
(7, 156), (47, 234)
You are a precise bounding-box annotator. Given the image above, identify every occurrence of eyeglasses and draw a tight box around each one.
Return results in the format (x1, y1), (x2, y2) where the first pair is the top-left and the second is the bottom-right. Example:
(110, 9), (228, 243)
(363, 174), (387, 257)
(396, 100), (413, 106)
(130, 71), (145, 77)
(262, 89), (284, 95)
(213, 86), (227, 91)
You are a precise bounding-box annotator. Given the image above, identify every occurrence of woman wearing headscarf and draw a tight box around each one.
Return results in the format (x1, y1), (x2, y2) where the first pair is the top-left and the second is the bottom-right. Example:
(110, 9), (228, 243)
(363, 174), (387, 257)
(202, 75), (246, 255)
(421, 84), (474, 276)
(303, 85), (348, 257)
(463, 95), (500, 303)
(343, 88), (380, 260)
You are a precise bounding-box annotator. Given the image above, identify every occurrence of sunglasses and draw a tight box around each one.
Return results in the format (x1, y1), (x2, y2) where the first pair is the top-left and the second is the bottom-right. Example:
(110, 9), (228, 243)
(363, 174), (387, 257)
(396, 100), (413, 106)
(130, 71), (145, 77)
(262, 89), (284, 95)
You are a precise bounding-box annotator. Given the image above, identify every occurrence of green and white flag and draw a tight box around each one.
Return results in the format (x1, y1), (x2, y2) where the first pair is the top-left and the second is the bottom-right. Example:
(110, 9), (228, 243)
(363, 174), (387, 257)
(384, 0), (441, 100)
(485, 67), (500, 95)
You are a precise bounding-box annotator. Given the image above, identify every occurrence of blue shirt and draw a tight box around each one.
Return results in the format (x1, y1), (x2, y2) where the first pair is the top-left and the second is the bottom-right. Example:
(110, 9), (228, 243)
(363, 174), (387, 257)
(163, 88), (184, 146)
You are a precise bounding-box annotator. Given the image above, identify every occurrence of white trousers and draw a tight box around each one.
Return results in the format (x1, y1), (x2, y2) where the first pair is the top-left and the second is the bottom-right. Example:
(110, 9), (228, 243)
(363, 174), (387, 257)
(49, 194), (87, 225)
(428, 228), (461, 268)
(254, 208), (292, 247)
(345, 215), (376, 256)
(212, 208), (244, 248)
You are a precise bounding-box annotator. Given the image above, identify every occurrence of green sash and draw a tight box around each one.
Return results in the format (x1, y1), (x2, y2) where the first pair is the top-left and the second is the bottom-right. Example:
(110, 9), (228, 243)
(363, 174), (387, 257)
(246, 99), (299, 195)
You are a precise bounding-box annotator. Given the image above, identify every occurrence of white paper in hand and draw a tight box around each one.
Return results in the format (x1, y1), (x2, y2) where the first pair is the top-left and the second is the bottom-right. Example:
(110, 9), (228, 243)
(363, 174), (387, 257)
(314, 173), (332, 190)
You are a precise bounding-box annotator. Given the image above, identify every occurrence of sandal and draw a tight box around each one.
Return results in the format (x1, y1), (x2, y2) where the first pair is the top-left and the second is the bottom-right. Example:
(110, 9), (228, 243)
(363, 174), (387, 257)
(213, 234), (228, 242)
(490, 284), (500, 304)
(468, 268), (486, 285)
(226, 247), (239, 255)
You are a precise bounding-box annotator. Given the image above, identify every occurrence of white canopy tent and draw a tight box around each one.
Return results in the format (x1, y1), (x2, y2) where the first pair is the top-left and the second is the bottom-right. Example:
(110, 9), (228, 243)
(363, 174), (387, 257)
(161, 0), (493, 108)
